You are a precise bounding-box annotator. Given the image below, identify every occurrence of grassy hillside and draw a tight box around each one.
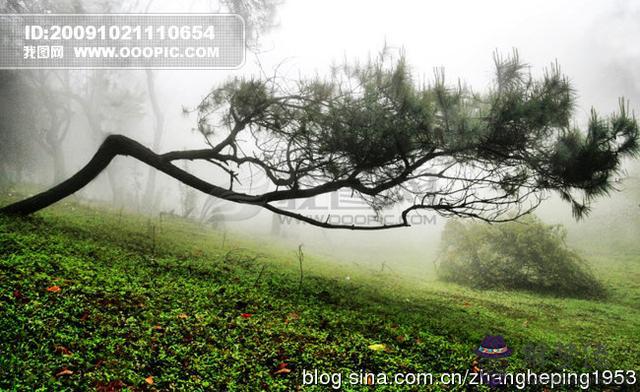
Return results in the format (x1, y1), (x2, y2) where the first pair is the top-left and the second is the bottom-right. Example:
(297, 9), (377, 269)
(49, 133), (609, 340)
(1, 196), (639, 391)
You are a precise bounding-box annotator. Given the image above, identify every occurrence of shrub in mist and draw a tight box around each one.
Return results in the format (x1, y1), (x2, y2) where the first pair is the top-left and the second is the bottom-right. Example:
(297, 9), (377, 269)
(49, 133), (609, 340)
(436, 215), (605, 298)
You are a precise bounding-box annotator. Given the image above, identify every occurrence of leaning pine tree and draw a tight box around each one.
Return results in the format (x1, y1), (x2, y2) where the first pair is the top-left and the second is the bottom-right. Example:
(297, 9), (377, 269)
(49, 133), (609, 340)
(1, 51), (638, 227)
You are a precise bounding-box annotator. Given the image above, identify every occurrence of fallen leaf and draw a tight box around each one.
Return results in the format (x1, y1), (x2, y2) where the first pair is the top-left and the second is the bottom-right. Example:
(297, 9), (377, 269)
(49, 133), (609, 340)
(273, 368), (291, 375)
(54, 345), (72, 356)
(56, 368), (73, 377)
(277, 362), (288, 370)
(284, 312), (300, 323)
(240, 313), (253, 319)
(46, 285), (61, 293)
(463, 301), (471, 307)
(395, 335), (406, 343)
(13, 289), (29, 303)
(145, 376), (154, 385)
(364, 374), (375, 385)
(96, 379), (126, 392)
(152, 325), (163, 331)
(368, 343), (387, 351)
(177, 313), (188, 319)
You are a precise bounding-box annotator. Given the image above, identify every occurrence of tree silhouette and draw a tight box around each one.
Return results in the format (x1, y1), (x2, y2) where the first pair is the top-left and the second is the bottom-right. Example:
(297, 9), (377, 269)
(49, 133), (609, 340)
(2, 52), (638, 229)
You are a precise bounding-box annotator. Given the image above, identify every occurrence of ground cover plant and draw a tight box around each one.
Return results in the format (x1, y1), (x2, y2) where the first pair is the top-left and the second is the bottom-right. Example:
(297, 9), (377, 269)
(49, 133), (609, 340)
(437, 215), (605, 298)
(1, 193), (639, 391)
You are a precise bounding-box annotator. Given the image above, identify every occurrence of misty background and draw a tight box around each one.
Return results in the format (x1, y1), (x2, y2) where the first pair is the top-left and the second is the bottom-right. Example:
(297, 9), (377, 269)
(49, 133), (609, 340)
(1, 0), (639, 277)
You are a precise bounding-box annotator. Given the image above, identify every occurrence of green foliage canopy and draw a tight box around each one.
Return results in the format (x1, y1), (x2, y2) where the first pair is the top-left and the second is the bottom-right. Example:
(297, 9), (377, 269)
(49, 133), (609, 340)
(194, 50), (639, 226)
(2, 50), (638, 228)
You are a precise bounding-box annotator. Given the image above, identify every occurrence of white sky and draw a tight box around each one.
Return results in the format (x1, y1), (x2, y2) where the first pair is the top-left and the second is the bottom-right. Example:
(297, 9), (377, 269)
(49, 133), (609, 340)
(159, 0), (640, 139)
(261, 0), (606, 84)
(73, 0), (640, 268)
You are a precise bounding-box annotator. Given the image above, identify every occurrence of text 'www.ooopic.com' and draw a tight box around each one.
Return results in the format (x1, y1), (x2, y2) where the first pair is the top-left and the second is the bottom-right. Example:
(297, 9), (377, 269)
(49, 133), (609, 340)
(22, 45), (221, 60)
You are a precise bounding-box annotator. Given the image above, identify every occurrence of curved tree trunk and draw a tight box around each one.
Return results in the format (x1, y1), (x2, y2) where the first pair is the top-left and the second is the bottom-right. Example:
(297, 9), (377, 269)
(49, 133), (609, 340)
(0, 134), (405, 231)
(1, 135), (121, 215)
(0, 134), (236, 216)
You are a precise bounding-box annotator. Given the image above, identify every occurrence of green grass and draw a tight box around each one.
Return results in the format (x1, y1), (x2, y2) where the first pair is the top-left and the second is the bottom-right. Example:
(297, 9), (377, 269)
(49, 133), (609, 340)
(1, 195), (639, 391)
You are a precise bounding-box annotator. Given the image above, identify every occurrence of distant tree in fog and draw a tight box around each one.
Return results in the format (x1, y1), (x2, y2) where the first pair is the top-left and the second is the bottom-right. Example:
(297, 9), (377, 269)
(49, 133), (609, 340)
(0, 1), (77, 184)
(25, 71), (74, 184)
(138, 0), (283, 211)
(0, 71), (39, 185)
(1, 0), (284, 210)
(0, 0), (125, 186)
(2, 51), (638, 228)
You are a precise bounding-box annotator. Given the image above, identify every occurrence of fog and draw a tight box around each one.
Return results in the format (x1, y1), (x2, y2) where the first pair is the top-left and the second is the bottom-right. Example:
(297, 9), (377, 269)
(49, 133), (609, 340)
(2, 0), (639, 276)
